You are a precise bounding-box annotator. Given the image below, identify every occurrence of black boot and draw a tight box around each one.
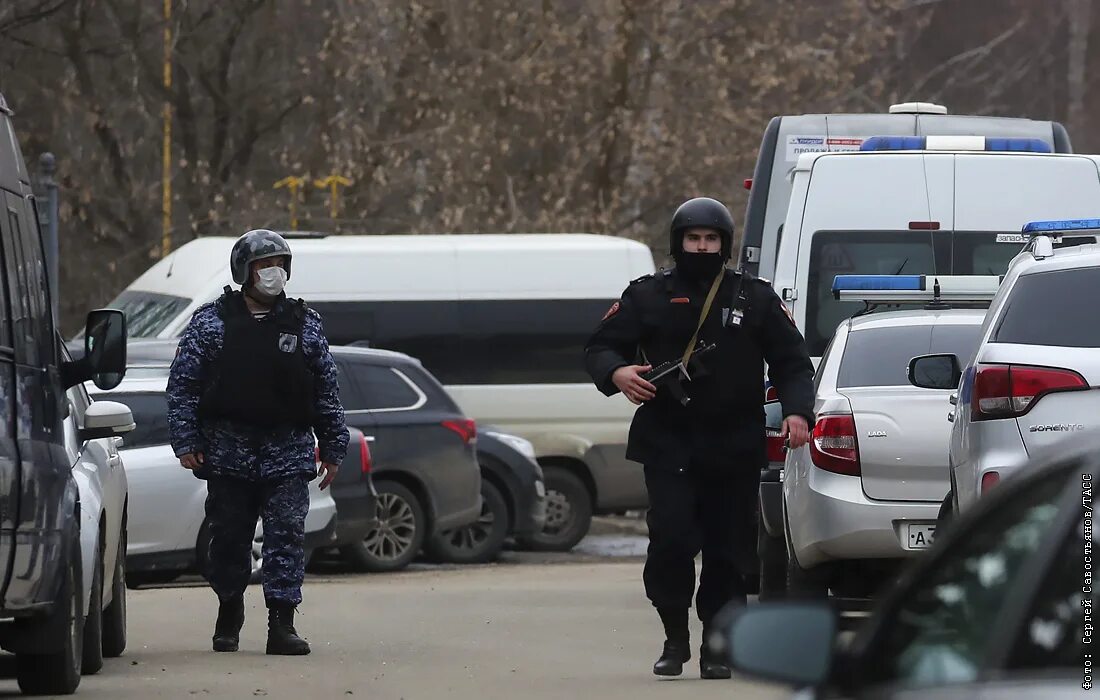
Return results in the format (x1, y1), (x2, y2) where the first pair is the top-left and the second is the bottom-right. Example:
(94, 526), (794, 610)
(653, 607), (690, 676)
(266, 604), (311, 656)
(212, 596), (244, 652)
(699, 629), (732, 680)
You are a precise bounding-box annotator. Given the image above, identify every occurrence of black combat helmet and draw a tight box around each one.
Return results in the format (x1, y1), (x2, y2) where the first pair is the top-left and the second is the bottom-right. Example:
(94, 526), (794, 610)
(230, 229), (293, 286)
(668, 197), (735, 260)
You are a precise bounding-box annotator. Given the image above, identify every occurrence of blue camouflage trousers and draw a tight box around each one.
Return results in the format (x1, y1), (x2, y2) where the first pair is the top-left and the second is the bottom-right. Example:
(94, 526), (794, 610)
(204, 474), (311, 606)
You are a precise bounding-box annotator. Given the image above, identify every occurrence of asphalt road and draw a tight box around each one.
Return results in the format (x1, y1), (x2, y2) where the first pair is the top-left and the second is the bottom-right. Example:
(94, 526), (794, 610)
(5, 557), (795, 700)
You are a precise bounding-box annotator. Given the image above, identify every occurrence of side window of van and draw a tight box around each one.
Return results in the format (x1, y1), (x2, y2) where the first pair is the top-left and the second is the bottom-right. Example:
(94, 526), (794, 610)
(0, 216), (12, 351)
(3, 197), (53, 366)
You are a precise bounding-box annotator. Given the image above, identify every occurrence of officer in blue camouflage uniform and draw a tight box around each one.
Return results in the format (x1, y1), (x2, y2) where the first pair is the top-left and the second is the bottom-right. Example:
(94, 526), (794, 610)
(167, 229), (349, 656)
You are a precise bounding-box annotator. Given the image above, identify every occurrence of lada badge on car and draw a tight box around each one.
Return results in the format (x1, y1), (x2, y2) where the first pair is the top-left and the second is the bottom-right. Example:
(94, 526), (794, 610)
(867, 430), (888, 438)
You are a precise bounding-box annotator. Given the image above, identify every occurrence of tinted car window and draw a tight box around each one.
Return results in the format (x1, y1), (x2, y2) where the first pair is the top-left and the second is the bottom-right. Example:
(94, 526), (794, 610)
(863, 471), (1069, 689)
(346, 365), (422, 411)
(837, 323), (983, 389)
(103, 392), (171, 449)
(992, 267), (1100, 347)
(1008, 518), (1085, 670)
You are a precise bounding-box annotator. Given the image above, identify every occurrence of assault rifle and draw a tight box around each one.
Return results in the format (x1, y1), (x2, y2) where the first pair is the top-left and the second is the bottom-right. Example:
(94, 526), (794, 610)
(640, 341), (717, 406)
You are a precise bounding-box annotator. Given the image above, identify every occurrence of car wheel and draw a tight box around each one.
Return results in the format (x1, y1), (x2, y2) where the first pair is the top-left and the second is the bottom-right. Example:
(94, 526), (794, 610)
(102, 528), (127, 658)
(340, 481), (426, 573)
(516, 466), (592, 552)
(937, 492), (953, 527)
(757, 510), (788, 601)
(424, 480), (509, 564)
(786, 552), (831, 599)
(17, 537), (83, 695)
(81, 537), (105, 675)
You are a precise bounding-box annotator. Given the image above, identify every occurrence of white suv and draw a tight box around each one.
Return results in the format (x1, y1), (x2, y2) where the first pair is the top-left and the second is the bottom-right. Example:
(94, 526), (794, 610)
(910, 219), (1100, 517)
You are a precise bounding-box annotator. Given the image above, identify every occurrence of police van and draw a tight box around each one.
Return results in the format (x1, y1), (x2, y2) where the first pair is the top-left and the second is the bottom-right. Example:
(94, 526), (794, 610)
(739, 102), (1073, 280)
(770, 139), (1100, 361)
(107, 232), (656, 550)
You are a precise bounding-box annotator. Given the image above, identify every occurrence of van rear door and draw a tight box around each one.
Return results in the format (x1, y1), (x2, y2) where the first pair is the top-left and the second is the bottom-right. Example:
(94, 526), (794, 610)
(954, 154), (1100, 233)
(791, 153), (955, 356)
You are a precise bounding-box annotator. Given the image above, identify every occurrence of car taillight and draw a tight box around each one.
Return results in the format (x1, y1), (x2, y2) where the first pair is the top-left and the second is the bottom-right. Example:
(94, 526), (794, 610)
(314, 447), (320, 464)
(971, 364), (1087, 420)
(981, 471), (999, 494)
(809, 414), (860, 476)
(442, 418), (477, 445)
(359, 433), (372, 474)
(765, 385), (778, 402)
(765, 430), (786, 463)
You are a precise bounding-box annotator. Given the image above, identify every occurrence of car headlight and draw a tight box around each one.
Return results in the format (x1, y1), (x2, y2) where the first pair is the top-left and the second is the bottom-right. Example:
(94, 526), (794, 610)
(484, 431), (537, 462)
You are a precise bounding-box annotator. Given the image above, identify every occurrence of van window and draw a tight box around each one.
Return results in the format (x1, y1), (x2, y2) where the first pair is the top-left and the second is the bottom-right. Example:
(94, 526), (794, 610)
(3, 199), (53, 365)
(805, 230), (1023, 356)
(109, 290), (192, 338)
(0, 223), (12, 350)
(991, 267), (1100, 348)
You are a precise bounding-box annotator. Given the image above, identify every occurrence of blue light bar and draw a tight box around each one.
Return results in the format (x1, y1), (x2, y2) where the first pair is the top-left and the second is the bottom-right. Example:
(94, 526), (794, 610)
(831, 274), (1002, 303)
(1021, 218), (1100, 233)
(986, 138), (1052, 153)
(831, 275), (923, 292)
(859, 136), (1052, 153)
(859, 137), (927, 151)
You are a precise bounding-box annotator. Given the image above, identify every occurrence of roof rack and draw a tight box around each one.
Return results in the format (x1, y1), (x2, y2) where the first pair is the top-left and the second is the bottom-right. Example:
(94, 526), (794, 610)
(277, 231), (331, 239)
(832, 275), (1001, 315)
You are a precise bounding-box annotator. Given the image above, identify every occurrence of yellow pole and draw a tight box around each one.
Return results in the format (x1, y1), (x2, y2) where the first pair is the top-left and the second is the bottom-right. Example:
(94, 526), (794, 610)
(161, 0), (173, 257)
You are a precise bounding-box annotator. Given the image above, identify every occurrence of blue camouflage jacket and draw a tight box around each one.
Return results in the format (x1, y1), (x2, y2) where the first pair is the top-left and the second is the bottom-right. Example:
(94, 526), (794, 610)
(166, 294), (350, 480)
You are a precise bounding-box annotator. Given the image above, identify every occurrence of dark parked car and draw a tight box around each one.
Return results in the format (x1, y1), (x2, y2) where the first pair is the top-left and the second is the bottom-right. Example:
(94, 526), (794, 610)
(715, 430), (1092, 697)
(423, 425), (547, 564)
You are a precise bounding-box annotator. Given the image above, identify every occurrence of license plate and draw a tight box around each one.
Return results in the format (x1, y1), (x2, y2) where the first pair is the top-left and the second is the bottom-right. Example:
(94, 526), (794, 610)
(535, 481), (546, 498)
(906, 523), (936, 550)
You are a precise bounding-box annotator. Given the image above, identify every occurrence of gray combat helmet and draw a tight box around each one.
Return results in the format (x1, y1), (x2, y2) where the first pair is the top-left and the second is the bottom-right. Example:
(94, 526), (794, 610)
(230, 229), (293, 286)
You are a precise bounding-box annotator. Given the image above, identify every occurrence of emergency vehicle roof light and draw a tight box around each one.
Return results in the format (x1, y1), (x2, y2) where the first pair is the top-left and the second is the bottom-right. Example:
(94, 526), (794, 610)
(832, 274), (1001, 303)
(859, 136), (1052, 153)
(1021, 218), (1100, 234)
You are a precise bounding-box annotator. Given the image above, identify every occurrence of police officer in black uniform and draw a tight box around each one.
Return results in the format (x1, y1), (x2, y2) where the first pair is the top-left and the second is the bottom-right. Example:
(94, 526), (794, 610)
(584, 197), (814, 679)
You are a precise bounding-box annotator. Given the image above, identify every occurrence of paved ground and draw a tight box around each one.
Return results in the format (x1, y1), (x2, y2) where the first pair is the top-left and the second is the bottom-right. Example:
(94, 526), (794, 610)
(0, 557), (795, 700)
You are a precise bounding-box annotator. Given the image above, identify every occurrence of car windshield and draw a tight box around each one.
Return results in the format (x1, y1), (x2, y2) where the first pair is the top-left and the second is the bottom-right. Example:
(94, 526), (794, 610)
(805, 230), (1023, 356)
(97, 290), (191, 339)
(837, 323), (983, 388)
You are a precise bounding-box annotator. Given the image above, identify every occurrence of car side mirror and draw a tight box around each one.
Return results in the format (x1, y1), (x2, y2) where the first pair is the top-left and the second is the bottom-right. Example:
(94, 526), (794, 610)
(78, 401), (135, 442)
(712, 602), (836, 687)
(907, 353), (961, 391)
(62, 309), (128, 390)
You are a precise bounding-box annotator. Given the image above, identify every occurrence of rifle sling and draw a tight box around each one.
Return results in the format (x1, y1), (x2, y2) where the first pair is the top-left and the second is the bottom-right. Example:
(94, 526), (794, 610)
(681, 269), (724, 366)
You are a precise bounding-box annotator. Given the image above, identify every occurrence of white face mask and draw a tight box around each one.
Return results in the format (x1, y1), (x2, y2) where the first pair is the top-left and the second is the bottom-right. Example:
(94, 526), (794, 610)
(253, 266), (288, 297)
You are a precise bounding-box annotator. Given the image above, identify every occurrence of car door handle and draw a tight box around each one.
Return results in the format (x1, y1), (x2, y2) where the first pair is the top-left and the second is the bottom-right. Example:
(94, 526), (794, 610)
(949, 393), (958, 406)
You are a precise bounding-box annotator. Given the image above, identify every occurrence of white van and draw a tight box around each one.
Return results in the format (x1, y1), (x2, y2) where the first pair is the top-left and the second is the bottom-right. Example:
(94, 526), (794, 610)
(739, 102), (1072, 281)
(108, 233), (656, 550)
(771, 144), (1100, 360)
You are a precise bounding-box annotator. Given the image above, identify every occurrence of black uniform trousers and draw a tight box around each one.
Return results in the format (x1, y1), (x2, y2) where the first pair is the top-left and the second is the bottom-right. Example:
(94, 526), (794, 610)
(643, 460), (758, 626)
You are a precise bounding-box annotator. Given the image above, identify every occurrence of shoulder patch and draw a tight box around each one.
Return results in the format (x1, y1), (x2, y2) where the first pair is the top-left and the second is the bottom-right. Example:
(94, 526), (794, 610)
(602, 301), (621, 321)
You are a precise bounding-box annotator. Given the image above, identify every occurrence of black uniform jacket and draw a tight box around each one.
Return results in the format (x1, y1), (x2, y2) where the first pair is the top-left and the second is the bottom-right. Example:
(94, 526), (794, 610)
(584, 266), (815, 471)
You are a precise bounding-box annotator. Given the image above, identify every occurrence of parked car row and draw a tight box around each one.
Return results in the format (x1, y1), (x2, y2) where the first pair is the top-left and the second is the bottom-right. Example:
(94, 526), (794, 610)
(99, 339), (547, 582)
